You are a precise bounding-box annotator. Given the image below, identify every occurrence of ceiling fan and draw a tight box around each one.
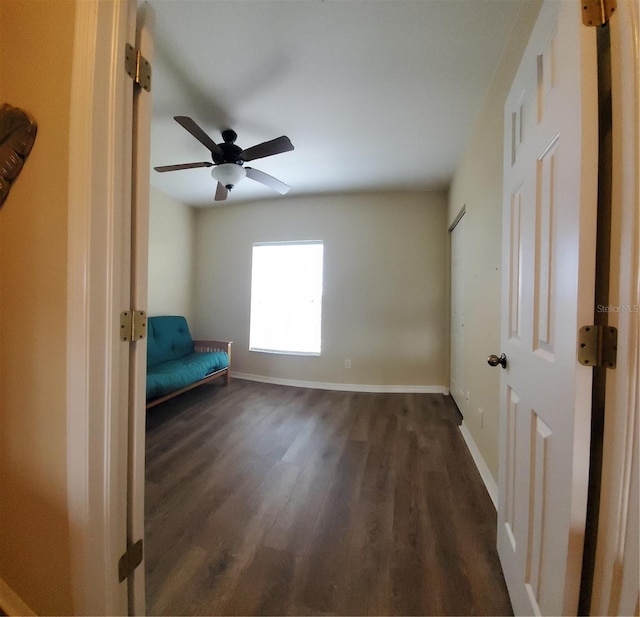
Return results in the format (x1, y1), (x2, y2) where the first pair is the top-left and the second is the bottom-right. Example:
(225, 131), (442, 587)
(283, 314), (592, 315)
(154, 116), (294, 202)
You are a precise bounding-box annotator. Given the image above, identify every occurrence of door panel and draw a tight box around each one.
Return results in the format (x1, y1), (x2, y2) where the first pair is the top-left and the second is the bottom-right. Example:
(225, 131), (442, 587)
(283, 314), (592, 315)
(498, 1), (598, 614)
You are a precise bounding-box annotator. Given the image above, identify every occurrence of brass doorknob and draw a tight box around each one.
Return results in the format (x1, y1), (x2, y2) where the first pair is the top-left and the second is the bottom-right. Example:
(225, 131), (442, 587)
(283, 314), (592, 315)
(487, 353), (507, 369)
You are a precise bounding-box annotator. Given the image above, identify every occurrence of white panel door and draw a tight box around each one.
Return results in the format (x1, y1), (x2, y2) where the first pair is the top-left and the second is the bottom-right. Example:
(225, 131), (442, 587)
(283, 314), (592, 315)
(497, 1), (598, 615)
(450, 212), (466, 411)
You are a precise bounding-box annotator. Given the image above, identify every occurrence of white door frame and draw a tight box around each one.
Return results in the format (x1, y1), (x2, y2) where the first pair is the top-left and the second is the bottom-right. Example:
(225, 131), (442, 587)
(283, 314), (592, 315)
(128, 3), (154, 613)
(62, 0), (636, 615)
(590, 0), (640, 613)
(449, 206), (466, 413)
(66, 0), (135, 613)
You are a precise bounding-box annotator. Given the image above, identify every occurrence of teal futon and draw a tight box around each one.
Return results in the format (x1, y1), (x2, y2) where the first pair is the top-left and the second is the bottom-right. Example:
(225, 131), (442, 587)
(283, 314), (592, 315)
(146, 315), (231, 408)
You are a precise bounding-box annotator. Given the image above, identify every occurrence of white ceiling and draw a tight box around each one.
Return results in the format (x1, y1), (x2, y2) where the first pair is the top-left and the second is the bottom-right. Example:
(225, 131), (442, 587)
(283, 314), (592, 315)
(148, 0), (524, 207)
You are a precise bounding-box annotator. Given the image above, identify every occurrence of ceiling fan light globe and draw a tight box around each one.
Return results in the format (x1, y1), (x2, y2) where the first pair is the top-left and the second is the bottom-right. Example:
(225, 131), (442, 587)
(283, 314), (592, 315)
(211, 163), (246, 190)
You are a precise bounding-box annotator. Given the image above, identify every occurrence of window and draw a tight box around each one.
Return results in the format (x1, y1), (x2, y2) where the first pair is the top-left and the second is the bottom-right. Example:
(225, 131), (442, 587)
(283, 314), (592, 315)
(249, 241), (323, 355)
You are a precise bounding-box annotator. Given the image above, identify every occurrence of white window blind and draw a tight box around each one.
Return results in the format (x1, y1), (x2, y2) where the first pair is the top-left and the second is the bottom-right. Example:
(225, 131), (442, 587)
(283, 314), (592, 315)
(249, 241), (324, 355)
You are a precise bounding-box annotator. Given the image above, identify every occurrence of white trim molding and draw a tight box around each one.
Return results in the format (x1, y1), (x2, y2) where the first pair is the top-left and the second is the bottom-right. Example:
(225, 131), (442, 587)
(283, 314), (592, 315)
(459, 421), (498, 509)
(0, 578), (36, 617)
(233, 372), (449, 394)
(66, 0), (133, 614)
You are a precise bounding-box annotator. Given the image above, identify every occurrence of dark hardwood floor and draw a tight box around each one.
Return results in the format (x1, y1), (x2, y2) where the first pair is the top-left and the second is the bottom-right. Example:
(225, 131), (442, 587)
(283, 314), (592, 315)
(145, 379), (513, 616)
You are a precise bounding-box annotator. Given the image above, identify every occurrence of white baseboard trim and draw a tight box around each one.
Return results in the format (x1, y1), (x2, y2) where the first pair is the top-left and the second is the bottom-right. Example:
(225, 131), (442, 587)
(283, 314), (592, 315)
(233, 372), (449, 395)
(0, 578), (36, 616)
(459, 421), (498, 510)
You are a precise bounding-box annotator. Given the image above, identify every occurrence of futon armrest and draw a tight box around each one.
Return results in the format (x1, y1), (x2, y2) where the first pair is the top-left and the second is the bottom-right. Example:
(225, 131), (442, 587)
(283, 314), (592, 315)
(193, 339), (232, 357)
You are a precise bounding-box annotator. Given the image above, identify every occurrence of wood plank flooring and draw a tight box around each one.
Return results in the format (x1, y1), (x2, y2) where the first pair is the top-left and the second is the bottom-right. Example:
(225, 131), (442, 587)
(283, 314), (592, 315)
(145, 379), (513, 616)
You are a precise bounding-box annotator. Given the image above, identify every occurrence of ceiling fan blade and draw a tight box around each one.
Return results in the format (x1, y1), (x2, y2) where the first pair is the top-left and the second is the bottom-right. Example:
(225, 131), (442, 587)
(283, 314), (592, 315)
(174, 116), (223, 155)
(245, 167), (291, 194)
(154, 162), (213, 172)
(215, 182), (228, 201)
(240, 136), (294, 162)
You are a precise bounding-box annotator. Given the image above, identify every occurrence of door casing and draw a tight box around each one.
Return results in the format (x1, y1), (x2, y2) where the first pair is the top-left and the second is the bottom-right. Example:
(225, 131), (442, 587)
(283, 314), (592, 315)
(67, 0), (136, 613)
(66, 1), (636, 614)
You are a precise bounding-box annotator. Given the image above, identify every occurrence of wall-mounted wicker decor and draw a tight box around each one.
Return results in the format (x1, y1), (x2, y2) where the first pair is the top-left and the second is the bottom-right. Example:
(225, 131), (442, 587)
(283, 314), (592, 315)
(0, 103), (37, 209)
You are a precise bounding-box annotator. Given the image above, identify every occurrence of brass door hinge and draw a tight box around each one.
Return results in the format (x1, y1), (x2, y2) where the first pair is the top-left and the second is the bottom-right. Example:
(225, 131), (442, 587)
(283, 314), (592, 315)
(125, 43), (151, 92)
(578, 325), (617, 368)
(120, 310), (147, 342)
(118, 539), (143, 582)
(582, 0), (617, 26)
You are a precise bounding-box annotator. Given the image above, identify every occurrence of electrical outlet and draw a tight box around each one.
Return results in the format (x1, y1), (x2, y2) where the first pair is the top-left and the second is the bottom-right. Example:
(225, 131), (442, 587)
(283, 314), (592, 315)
(478, 407), (484, 429)
(344, 359), (351, 369)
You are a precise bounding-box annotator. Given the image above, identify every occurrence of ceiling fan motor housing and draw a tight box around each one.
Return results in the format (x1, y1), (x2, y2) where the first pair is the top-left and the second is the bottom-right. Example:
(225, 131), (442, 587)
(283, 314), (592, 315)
(213, 129), (243, 165)
(214, 142), (243, 165)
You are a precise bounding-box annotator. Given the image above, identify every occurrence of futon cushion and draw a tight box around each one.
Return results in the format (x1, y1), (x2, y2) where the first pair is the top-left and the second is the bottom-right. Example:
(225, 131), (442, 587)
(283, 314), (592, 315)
(147, 315), (195, 368)
(146, 351), (229, 400)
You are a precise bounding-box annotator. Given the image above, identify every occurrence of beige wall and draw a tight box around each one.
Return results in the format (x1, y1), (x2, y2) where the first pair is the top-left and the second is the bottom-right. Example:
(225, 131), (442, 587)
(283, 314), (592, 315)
(148, 186), (196, 322)
(193, 191), (448, 388)
(0, 1), (76, 614)
(447, 0), (542, 480)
